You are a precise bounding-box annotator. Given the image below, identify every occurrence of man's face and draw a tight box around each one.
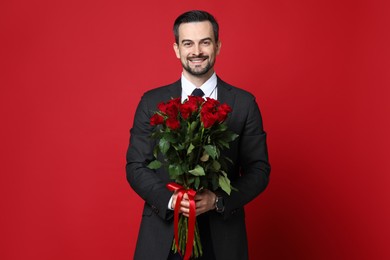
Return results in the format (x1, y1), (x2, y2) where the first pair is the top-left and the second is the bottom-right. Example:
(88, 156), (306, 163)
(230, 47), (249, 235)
(174, 21), (221, 78)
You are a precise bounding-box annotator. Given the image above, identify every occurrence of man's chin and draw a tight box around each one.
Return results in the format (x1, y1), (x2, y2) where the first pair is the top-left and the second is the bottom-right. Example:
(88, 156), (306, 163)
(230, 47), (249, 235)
(184, 66), (212, 77)
(189, 71), (209, 77)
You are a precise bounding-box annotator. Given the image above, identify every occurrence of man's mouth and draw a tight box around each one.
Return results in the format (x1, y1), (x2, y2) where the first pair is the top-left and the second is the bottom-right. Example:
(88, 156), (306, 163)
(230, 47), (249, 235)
(188, 56), (208, 64)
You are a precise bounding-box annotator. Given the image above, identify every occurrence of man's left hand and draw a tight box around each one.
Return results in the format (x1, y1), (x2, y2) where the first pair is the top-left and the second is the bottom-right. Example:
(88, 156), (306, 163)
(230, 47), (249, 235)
(194, 189), (216, 216)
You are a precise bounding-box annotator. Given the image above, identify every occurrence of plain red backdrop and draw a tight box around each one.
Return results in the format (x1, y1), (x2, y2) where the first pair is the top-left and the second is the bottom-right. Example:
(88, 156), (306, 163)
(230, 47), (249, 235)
(1, 0), (389, 259)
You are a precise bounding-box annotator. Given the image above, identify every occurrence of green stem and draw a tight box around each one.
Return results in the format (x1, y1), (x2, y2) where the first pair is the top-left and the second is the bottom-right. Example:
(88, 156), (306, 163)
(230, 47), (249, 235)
(173, 217), (203, 259)
(194, 127), (205, 168)
(195, 221), (203, 258)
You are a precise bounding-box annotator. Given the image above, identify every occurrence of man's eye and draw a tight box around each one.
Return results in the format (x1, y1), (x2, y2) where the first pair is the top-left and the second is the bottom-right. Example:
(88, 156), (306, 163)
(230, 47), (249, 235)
(183, 42), (192, 47)
(202, 41), (211, 46)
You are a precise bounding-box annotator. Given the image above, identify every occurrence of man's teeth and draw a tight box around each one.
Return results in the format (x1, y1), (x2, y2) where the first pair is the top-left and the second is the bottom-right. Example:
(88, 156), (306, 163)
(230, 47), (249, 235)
(190, 59), (205, 62)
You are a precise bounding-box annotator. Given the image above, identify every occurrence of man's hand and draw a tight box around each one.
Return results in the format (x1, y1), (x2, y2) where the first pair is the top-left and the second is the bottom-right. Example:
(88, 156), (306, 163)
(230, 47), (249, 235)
(172, 189), (216, 217)
(194, 189), (217, 216)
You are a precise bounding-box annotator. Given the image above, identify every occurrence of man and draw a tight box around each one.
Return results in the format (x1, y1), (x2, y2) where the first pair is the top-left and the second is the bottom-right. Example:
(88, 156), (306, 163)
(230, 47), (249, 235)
(126, 10), (270, 260)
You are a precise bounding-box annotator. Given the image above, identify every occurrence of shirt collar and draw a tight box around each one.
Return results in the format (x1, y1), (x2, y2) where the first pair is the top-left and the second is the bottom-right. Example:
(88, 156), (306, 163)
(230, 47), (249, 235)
(181, 73), (217, 102)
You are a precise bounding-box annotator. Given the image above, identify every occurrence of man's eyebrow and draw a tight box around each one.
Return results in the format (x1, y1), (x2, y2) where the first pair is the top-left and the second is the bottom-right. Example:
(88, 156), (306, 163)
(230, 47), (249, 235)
(199, 37), (212, 42)
(180, 37), (213, 44)
(181, 39), (193, 44)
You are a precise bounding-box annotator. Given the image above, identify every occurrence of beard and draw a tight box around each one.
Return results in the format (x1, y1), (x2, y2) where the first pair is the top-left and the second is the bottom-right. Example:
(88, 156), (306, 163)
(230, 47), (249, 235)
(181, 55), (215, 76)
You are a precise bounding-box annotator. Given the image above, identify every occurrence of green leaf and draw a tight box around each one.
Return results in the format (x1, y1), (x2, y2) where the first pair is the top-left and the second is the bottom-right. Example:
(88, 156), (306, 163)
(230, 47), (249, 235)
(230, 133), (239, 142)
(231, 185), (239, 192)
(189, 165), (205, 176)
(211, 174), (219, 190)
(217, 140), (230, 149)
(187, 143), (195, 155)
(172, 143), (185, 151)
(153, 145), (159, 158)
(163, 132), (178, 143)
(147, 160), (161, 169)
(190, 121), (199, 132)
(217, 124), (228, 131)
(200, 151), (209, 162)
(194, 177), (200, 190)
(181, 163), (189, 174)
(169, 164), (183, 178)
(211, 160), (221, 171)
(219, 171), (232, 195)
(203, 145), (217, 160)
(187, 177), (195, 184)
(159, 138), (170, 154)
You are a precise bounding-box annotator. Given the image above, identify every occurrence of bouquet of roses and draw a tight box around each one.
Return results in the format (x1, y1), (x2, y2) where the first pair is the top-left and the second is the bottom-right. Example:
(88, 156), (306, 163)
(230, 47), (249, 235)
(147, 96), (238, 259)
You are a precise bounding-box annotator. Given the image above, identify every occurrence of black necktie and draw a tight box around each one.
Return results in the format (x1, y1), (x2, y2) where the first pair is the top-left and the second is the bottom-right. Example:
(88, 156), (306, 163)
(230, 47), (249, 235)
(191, 88), (204, 97)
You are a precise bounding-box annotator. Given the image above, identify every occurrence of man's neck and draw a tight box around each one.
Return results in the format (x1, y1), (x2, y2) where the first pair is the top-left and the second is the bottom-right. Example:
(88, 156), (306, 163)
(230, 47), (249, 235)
(182, 69), (215, 88)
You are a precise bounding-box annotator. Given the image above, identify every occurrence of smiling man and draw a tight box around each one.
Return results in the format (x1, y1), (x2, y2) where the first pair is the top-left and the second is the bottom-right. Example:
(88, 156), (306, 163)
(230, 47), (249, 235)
(173, 20), (221, 83)
(126, 10), (270, 260)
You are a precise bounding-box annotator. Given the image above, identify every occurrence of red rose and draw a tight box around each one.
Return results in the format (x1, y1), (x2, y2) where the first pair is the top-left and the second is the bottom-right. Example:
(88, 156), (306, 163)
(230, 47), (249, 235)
(203, 97), (220, 107)
(170, 97), (181, 106)
(180, 103), (193, 120)
(200, 101), (219, 128)
(166, 117), (180, 130)
(187, 96), (204, 106)
(201, 111), (218, 128)
(158, 98), (181, 115)
(199, 99), (232, 128)
(150, 113), (164, 126)
(164, 98), (181, 118)
(217, 103), (232, 123)
(180, 96), (203, 120)
(157, 102), (167, 113)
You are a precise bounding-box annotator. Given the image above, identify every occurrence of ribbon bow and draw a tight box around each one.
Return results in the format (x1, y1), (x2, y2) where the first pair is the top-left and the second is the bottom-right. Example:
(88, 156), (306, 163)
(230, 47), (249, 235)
(167, 183), (196, 260)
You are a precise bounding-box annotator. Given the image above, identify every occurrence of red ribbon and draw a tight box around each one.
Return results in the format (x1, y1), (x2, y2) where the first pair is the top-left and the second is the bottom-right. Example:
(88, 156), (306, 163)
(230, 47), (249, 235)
(167, 183), (196, 260)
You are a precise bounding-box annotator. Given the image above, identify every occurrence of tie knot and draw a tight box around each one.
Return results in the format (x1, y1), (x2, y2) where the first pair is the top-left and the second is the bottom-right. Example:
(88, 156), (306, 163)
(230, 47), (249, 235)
(191, 88), (204, 97)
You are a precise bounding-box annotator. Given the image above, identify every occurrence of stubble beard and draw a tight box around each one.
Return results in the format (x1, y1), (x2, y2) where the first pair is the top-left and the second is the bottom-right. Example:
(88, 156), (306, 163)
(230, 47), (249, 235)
(182, 57), (215, 77)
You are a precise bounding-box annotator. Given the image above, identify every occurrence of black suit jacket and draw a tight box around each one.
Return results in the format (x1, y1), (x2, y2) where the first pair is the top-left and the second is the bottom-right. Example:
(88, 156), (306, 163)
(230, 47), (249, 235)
(126, 77), (270, 260)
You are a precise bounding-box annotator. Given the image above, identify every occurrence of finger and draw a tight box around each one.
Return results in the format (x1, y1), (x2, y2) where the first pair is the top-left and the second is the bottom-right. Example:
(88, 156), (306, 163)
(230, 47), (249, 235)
(194, 192), (204, 200)
(195, 200), (205, 209)
(180, 206), (190, 214)
(180, 200), (190, 208)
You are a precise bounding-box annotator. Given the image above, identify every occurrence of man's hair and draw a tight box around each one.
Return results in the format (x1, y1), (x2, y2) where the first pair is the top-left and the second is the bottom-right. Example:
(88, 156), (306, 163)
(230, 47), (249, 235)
(173, 10), (219, 44)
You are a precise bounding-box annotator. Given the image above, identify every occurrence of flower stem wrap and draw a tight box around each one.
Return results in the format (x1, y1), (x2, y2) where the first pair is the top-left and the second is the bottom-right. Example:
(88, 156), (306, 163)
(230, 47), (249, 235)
(167, 183), (197, 260)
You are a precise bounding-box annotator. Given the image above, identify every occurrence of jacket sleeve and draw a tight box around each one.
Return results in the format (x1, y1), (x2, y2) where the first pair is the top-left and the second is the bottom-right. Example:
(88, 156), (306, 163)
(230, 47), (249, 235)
(126, 94), (173, 220)
(221, 96), (271, 219)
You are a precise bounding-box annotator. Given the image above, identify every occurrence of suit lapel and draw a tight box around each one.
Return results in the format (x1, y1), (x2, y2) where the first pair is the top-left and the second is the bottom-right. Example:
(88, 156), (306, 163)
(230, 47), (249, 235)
(217, 77), (235, 107)
(168, 79), (182, 99)
(217, 77), (235, 126)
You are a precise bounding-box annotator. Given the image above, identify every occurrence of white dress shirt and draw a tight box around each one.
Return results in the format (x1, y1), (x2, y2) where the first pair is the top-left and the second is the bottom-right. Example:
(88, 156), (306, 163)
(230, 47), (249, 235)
(181, 72), (218, 102)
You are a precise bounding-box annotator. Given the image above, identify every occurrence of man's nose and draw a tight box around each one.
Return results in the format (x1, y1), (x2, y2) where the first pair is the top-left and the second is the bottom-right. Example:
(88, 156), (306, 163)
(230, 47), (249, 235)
(192, 44), (202, 56)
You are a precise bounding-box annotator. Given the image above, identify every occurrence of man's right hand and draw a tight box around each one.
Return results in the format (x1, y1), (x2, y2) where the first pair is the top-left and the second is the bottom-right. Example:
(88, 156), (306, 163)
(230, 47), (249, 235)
(171, 191), (190, 216)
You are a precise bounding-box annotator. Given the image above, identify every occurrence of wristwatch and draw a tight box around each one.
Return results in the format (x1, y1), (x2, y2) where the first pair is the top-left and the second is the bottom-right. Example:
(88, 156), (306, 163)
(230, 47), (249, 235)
(215, 196), (225, 213)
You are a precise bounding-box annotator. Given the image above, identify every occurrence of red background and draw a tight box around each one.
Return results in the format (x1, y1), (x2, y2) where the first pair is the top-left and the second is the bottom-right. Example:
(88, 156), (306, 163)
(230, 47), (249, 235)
(1, 0), (389, 259)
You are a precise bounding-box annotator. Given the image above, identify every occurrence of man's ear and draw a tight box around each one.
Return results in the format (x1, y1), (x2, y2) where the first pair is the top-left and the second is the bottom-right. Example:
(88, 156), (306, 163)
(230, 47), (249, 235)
(173, 43), (180, 59)
(216, 40), (222, 55)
